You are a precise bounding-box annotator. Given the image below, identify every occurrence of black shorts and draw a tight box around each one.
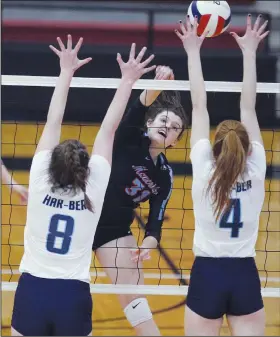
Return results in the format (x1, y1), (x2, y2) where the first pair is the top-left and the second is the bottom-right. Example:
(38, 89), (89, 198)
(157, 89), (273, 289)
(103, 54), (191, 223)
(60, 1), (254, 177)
(186, 257), (264, 319)
(12, 273), (92, 336)
(93, 208), (135, 250)
(92, 223), (133, 250)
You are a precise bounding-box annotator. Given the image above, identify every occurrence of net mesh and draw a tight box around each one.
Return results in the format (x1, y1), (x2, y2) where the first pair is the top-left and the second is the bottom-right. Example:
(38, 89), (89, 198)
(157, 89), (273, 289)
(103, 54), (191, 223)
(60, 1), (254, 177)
(1, 78), (280, 297)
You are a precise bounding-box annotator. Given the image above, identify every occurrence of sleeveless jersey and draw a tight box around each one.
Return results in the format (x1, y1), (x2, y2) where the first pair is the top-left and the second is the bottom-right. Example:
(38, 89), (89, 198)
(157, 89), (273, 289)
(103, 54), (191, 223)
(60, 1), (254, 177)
(190, 139), (266, 257)
(19, 150), (111, 282)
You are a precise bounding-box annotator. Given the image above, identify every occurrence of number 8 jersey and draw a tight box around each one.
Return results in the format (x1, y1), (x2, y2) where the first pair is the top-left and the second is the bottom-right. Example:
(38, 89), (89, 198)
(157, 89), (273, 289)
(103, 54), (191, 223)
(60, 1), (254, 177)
(19, 150), (111, 283)
(190, 139), (266, 258)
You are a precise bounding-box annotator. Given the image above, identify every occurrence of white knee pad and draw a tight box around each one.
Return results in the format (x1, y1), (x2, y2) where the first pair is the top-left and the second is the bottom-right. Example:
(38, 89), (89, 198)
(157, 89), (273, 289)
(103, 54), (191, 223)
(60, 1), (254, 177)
(124, 298), (153, 327)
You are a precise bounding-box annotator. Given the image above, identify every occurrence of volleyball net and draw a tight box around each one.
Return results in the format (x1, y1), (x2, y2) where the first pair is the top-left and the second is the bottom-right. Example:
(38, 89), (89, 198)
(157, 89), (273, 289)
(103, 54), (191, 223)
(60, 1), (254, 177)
(1, 76), (280, 298)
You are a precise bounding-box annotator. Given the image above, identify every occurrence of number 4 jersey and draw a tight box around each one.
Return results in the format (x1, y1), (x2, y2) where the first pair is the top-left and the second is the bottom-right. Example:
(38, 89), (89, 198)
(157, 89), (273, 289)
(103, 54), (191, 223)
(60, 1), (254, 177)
(19, 150), (111, 283)
(190, 139), (266, 258)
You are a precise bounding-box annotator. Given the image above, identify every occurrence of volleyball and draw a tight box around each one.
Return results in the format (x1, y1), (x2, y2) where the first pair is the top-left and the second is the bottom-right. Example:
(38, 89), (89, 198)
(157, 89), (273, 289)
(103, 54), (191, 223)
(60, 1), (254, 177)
(187, 1), (231, 38)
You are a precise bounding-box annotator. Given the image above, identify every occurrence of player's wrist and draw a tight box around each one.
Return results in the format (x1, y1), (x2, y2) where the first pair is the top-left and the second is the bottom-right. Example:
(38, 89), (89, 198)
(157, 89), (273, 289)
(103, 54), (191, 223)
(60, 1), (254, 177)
(59, 69), (75, 77)
(242, 49), (257, 59)
(120, 77), (135, 87)
(142, 236), (158, 249)
(185, 48), (201, 56)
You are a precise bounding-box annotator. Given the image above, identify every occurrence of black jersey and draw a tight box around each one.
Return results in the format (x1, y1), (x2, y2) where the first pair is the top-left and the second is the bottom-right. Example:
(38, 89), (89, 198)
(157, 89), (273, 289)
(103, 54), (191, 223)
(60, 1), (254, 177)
(96, 98), (173, 244)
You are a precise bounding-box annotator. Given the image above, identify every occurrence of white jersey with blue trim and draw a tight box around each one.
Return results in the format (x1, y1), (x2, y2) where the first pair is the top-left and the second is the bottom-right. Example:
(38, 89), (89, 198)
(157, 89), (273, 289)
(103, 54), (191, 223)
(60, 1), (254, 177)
(19, 150), (111, 283)
(190, 139), (266, 258)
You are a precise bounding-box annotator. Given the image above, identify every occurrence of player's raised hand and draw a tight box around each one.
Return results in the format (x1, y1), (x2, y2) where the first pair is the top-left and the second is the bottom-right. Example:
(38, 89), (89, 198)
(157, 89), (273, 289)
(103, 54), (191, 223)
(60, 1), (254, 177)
(230, 14), (269, 53)
(155, 66), (175, 81)
(130, 247), (151, 263)
(117, 43), (156, 84)
(49, 35), (92, 73)
(175, 15), (208, 53)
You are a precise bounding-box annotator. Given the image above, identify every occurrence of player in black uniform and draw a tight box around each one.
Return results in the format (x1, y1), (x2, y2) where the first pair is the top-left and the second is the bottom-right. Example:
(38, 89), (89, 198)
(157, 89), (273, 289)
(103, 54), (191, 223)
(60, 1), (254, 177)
(93, 66), (188, 335)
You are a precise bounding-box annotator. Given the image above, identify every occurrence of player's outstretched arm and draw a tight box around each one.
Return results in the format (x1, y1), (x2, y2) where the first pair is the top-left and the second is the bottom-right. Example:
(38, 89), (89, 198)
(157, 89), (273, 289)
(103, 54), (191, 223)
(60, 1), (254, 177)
(139, 66), (174, 106)
(1, 161), (28, 203)
(35, 35), (92, 154)
(231, 14), (269, 145)
(92, 43), (156, 164)
(175, 16), (209, 148)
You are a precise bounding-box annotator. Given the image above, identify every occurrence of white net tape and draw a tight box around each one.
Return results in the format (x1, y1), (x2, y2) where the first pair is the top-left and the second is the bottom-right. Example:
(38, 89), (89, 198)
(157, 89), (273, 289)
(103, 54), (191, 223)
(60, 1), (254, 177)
(2, 76), (280, 297)
(2, 75), (280, 93)
(2, 282), (280, 297)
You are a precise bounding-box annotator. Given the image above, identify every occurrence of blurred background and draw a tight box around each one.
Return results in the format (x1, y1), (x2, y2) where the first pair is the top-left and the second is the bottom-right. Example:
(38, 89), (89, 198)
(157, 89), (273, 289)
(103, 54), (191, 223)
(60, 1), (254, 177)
(2, 0), (280, 125)
(1, 1), (280, 336)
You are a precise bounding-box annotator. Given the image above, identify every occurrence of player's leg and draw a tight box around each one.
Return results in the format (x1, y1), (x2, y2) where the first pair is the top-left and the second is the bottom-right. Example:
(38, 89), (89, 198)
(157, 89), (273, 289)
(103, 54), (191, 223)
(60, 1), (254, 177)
(227, 308), (265, 336)
(185, 257), (226, 335)
(227, 258), (265, 336)
(184, 306), (223, 336)
(11, 327), (23, 336)
(11, 273), (51, 336)
(96, 235), (160, 336)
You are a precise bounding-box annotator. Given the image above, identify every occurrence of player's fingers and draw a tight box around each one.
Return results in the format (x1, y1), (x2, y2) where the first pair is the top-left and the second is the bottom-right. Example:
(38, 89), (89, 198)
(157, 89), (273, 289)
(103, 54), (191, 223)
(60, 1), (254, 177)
(141, 53), (154, 68)
(155, 68), (166, 80)
(116, 53), (124, 67)
(246, 14), (252, 32)
(79, 57), (92, 67)
(67, 34), (72, 50)
(57, 37), (66, 51)
(49, 45), (61, 57)
(253, 14), (262, 32)
(139, 250), (150, 259)
(179, 20), (187, 35)
(257, 20), (268, 36)
(129, 43), (136, 60)
(142, 255), (151, 261)
(136, 46), (147, 63)
(169, 70), (175, 80)
(20, 192), (28, 205)
(155, 71), (163, 80)
(229, 31), (240, 41)
(163, 67), (172, 79)
(193, 16), (198, 34)
(155, 66), (162, 77)
(186, 14), (192, 31)
(130, 248), (140, 255)
(160, 67), (172, 80)
(259, 30), (270, 40)
(73, 37), (84, 54)
(201, 29), (210, 41)
(174, 29), (183, 40)
(143, 65), (157, 74)
(156, 65), (162, 73)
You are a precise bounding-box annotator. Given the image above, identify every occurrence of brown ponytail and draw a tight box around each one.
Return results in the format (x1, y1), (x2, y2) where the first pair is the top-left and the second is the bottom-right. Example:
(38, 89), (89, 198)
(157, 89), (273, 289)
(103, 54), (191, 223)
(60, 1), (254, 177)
(207, 120), (250, 220)
(49, 139), (94, 212)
